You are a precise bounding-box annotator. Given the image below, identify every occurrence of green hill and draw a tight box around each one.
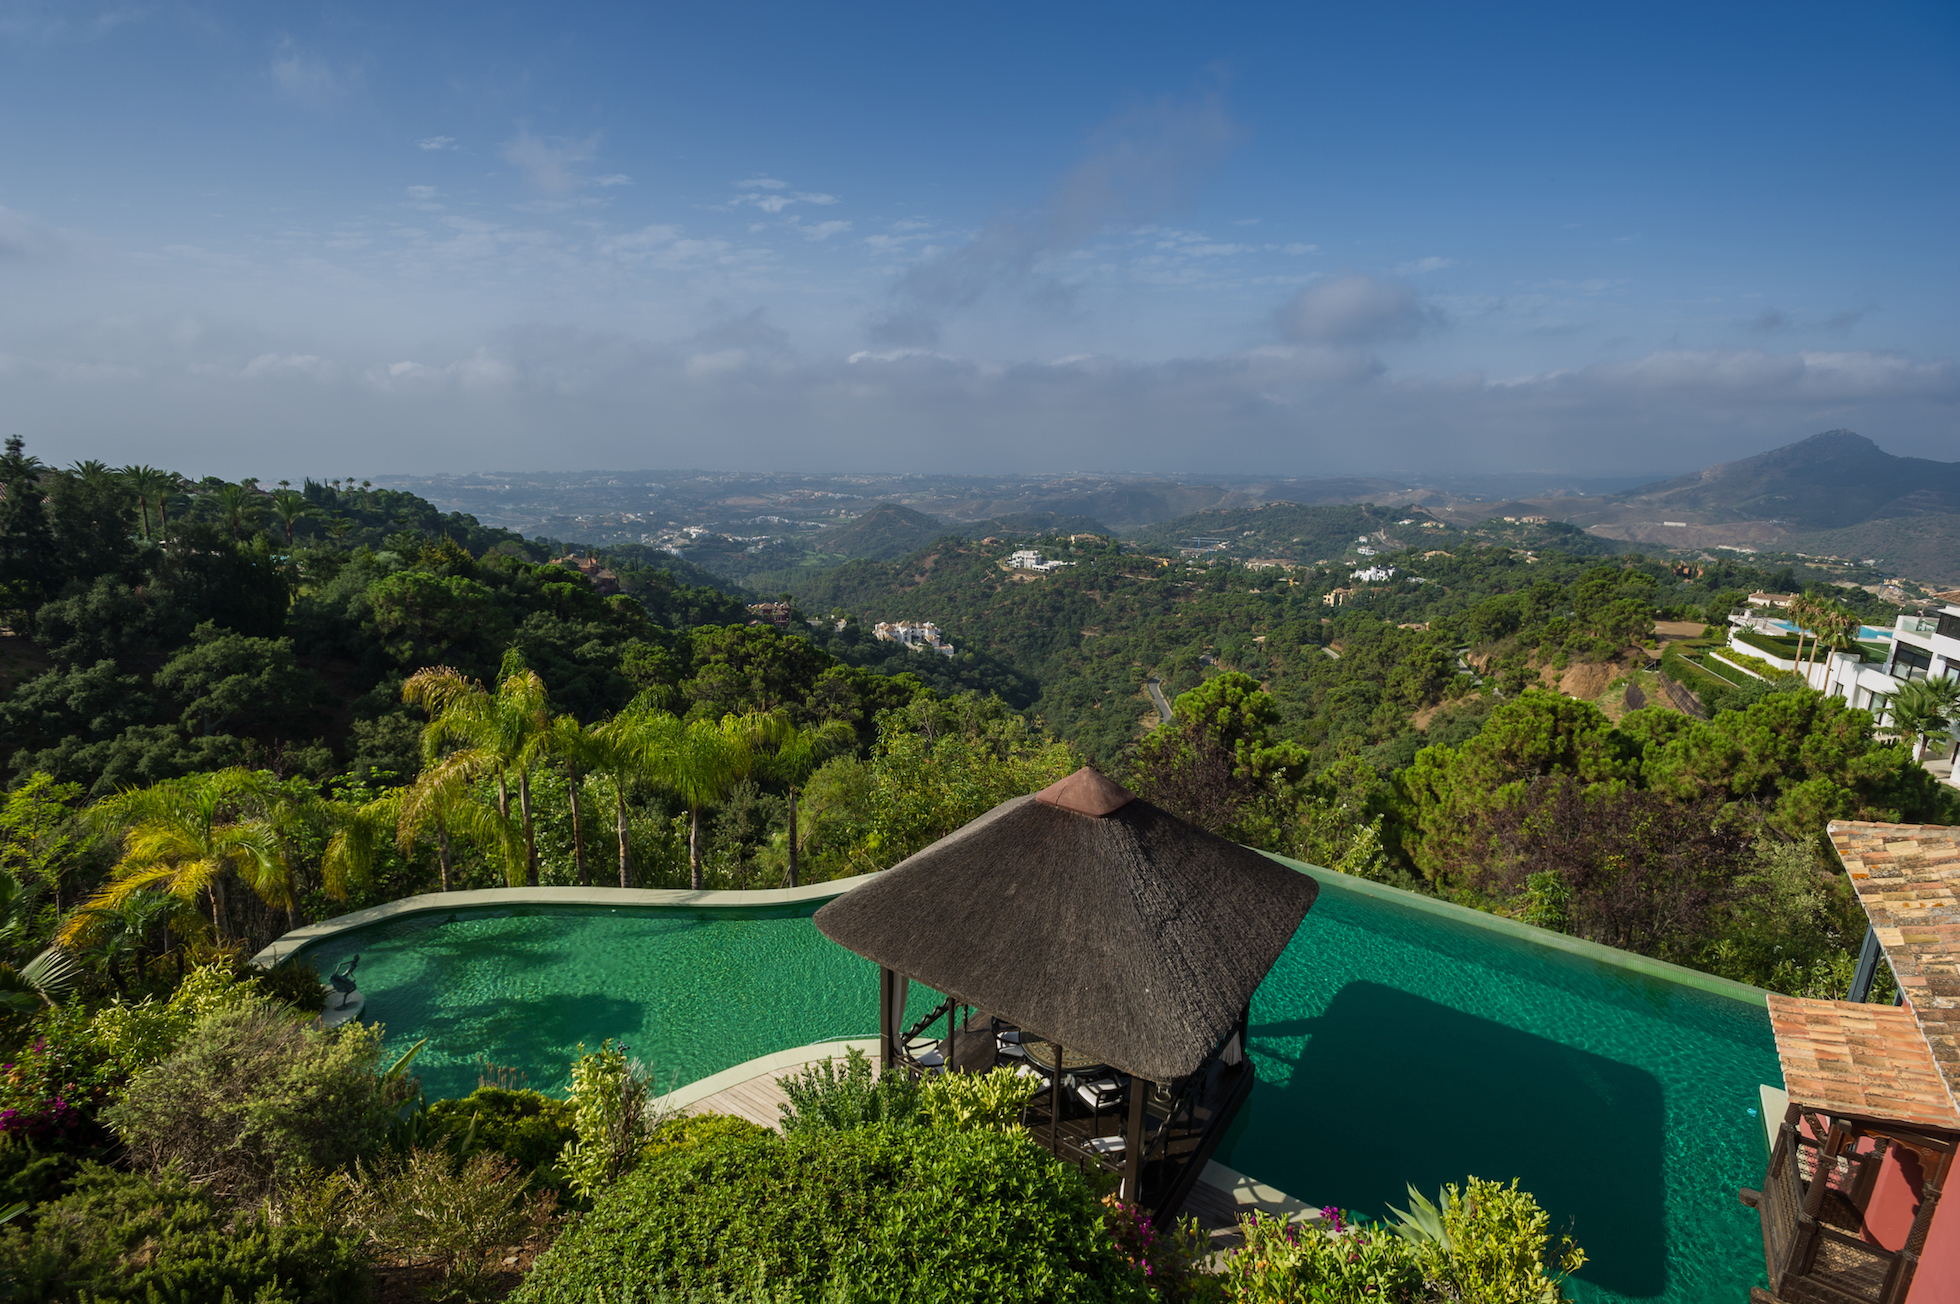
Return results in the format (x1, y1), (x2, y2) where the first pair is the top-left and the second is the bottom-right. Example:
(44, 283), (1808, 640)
(1123, 502), (1440, 562)
(811, 502), (949, 560)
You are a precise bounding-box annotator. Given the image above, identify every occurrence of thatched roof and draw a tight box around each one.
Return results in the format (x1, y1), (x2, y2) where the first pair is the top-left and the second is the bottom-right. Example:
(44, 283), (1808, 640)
(813, 766), (1320, 1082)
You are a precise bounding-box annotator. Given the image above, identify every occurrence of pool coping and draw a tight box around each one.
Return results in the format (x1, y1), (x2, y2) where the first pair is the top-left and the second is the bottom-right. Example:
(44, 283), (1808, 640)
(1264, 853), (1771, 1008)
(249, 876), (874, 969)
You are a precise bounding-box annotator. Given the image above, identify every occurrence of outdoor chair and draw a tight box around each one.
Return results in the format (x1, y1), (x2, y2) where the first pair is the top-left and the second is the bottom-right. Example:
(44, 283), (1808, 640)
(1075, 1074), (1128, 1115)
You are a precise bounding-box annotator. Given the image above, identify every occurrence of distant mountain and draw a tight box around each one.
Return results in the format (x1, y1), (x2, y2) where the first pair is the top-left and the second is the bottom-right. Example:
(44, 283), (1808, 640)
(1609, 430), (1960, 530)
(812, 502), (949, 560)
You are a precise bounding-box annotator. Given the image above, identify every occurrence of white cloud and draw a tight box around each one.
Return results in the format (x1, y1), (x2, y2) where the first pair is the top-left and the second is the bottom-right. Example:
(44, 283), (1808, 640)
(501, 130), (600, 194)
(1277, 274), (1430, 345)
(802, 220), (851, 241)
(417, 136), (457, 151)
(1396, 256), (1453, 274)
(270, 45), (342, 109)
(734, 177), (788, 190)
(595, 174), (632, 187)
(727, 181), (840, 214)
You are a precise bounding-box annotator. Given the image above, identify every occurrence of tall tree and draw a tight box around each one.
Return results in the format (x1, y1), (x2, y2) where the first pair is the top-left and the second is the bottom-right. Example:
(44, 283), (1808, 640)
(209, 483), (264, 541)
(753, 716), (855, 888)
(656, 713), (772, 891)
(61, 769), (289, 945)
(265, 489), (323, 546)
(0, 436), (55, 615)
(402, 654), (552, 885)
(589, 698), (679, 888)
(118, 465), (181, 540)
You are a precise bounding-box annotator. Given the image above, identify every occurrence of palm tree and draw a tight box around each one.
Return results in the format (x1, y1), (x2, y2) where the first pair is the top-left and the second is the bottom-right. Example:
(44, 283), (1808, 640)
(538, 715), (606, 885)
(265, 490), (323, 546)
(1889, 675), (1960, 761)
(210, 483), (264, 541)
(403, 655), (552, 886)
(61, 769), (289, 946)
(752, 717), (854, 888)
(324, 785), (522, 895)
(118, 465), (180, 541)
(589, 699), (680, 888)
(656, 713), (776, 891)
(1785, 595), (1818, 681)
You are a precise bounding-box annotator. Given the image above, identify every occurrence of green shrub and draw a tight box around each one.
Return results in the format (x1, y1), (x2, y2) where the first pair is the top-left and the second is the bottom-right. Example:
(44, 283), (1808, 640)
(775, 1045), (921, 1135)
(103, 997), (399, 1203)
(1393, 1178), (1586, 1304)
(344, 1147), (543, 1302)
(425, 1087), (577, 1190)
(85, 963), (253, 1075)
(247, 961), (327, 1015)
(1221, 1210), (1421, 1304)
(640, 1110), (770, 1162)
(512, 1125), (1147, 1304)
(0, 1162), (370, 1303)
(559, 1041), (657, 1202)
(916, 1066), (1041, 1132)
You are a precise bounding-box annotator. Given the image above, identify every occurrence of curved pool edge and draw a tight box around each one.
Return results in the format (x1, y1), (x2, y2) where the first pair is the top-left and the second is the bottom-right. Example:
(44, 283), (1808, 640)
(250, 875), (875, 969)
(1263, 852), (1771, 1008)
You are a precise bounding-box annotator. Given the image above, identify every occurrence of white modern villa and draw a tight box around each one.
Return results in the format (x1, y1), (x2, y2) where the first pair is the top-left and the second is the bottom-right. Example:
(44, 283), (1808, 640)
(1725, 602), (1960, 779)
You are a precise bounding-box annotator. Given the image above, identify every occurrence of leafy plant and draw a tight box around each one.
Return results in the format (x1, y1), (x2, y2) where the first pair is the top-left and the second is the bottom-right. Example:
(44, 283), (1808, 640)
(0, 1162), (370, 1303)
(345, 1146), (547, 1301)
(917, 1065), (1042, 1132)
(639, 1110), (770, 1162)
(774, 1045), (921, 1135)
(512, 1124), (1146, 1304)
(104, 996), (400, 1203)
(247, 959), (327, 1014)
(559, 1041), (664, 1201)
(425, 1086), (578, 1190)
(1102, 1195), (1220, 1303)
(1399, 1178), (1585, 1304)
(1218, 1210), (1422, 1304)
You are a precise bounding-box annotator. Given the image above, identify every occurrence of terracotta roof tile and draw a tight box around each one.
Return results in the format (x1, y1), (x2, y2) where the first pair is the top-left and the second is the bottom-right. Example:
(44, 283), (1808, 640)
(1765, 995), (1960, 1131)
(1826, 820), (1960, 1120)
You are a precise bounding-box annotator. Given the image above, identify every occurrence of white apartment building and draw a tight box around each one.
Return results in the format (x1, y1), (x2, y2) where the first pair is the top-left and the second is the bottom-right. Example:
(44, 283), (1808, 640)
(873, 620), (956, 656)
(1351, 564), (1398, 583)
(1006, 548), (1072, 572)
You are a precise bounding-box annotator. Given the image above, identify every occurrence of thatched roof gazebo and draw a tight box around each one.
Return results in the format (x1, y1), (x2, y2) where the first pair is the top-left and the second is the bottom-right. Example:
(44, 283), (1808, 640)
(814, 766), (1320, 1213)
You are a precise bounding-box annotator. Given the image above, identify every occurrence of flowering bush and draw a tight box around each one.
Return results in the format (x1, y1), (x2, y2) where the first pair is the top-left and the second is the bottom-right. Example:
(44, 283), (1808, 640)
(0, 1001), (119, 1143)
(1103, 1195), (1222, 1302)
(1221, 1210), (1423, 1304)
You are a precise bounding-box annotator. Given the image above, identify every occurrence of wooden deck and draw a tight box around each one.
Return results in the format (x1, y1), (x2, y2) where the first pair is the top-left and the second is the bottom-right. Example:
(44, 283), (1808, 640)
(677, 1046), (1319, 1245)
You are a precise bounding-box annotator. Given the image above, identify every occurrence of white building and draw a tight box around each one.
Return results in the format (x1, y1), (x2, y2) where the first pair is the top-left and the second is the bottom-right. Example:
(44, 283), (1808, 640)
(1006, 548), (1071, 572)
(1723, 604), (1960, 781)
(873, 620), (956, 656)
(1351, 565), (1397, 583)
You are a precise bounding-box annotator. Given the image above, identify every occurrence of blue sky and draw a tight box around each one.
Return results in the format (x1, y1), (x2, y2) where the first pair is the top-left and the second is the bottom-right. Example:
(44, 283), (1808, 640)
(2, 1), (1956, 479)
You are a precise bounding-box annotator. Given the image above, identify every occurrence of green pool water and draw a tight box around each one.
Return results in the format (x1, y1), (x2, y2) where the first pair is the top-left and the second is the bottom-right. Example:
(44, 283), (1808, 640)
(295, 874), (1778, 1304)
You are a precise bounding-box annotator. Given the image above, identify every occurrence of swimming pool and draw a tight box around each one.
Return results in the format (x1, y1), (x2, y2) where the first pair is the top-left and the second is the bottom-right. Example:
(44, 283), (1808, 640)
(291, 870), (1777, 1304)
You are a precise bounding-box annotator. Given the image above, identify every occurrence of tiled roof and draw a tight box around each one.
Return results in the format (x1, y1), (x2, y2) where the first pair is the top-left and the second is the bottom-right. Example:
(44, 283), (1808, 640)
(1765, 994), (1960, 1131)
(1826, 820), (1960, 1118)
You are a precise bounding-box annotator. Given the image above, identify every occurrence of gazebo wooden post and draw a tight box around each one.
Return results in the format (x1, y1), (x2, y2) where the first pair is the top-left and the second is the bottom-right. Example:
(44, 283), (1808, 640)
(1051, 1045), (1063, 1155)
(1122, 1079), (1147, 1202)
(878, 966), (894, 1075)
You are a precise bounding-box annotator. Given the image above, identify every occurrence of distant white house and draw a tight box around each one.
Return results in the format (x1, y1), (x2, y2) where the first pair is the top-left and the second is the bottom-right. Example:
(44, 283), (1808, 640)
(874, 620), (956, 656)
(1006, 549), (1071, 572)
(1355, 546), (1378, 557)
(1351, 565), (1397, 583)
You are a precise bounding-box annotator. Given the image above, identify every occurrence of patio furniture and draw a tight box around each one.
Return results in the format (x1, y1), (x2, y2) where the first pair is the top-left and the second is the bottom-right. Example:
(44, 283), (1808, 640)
(815, 764), (1320, 1214)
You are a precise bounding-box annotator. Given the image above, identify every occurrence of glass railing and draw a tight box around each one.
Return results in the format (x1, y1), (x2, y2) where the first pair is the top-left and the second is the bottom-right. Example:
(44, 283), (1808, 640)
(1897, 616), (1938, 635)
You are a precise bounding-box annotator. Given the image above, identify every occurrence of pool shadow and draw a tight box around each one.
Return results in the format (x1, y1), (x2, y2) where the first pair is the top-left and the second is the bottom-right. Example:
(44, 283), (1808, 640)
(1243, 981), (1666, 1299)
